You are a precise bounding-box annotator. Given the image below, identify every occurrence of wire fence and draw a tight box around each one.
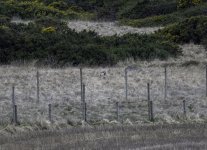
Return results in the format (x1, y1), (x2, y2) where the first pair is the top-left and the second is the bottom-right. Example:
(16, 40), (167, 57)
(0, 64), (207, 125)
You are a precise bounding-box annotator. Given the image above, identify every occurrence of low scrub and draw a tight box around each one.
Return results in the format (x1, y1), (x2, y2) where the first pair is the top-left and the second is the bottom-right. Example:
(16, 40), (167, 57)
(0, 0), (94, 20)
(120, 2), (207, 27)
(120, 0), (177, 19)
(158, 16), (207, 44)
(0, 18), (180, 66)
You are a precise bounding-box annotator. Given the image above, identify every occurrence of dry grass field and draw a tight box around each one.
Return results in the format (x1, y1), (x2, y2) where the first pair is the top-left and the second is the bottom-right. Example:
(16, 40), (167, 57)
(0, 123), (206, 150)
(1, 19), (207, 149)
(0, 44), (206, 127)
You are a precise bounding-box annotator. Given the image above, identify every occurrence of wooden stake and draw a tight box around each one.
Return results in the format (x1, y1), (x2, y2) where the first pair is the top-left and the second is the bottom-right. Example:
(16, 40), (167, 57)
(37, 71), (40, 103)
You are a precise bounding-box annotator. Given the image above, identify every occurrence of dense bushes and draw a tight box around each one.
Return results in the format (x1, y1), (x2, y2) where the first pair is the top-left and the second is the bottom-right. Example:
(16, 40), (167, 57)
(0, 0), (94, 19)
(0, 19), (180, 66)
(177, 0), (203, 9)
(120, 0), (177, 19)
(158, 16), (207, 44)
(120, 2), (207, 27)
(1, 0), (207, 22)
(78, 0), (178, 20)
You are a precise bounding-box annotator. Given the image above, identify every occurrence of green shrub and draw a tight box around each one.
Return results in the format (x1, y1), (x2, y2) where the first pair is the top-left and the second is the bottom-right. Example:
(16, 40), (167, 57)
(0, 0), (94, 20)
(177, 0), (203, 9)
(158, 16), (207, 43)
(0, 15), (10, 25)
(0, 19), (181, 66)
(120, 15), (179, 27)
(120, 0), (177, 19)
(41, 26), (56, 33)
(120, 2), (207, 27)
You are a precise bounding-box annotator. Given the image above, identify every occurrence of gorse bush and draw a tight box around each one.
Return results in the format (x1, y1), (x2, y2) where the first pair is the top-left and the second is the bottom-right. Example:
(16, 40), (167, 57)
(158, 16), (207, 44)
(0, 19), (180, 66)
(120, 0), (177, 19)
(0, 0), (94, 19)
(120, 15), (178, 27)
(120, 2), (207, 27)
(41, 26), (56, 33)
(177, 0), (203, 9)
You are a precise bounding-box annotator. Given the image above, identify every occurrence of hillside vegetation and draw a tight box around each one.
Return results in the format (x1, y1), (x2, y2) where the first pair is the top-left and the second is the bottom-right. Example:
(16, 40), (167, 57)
(0, 0), (207, 66)
(158, 16), (207, 47)
(0, 18), (180, 66)
(0, 0), (94, 19)
(120, 0), (207, 27)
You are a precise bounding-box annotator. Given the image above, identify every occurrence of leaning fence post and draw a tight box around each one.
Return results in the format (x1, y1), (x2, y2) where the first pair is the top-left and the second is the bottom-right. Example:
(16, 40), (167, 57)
(147, 83), (151, 121)
(36, 71), (40, 103)
(116, 102), (119, 122)
(183, 100), (186, 117)
(164, 66), (167, 100)
(48, 104), (52, 123)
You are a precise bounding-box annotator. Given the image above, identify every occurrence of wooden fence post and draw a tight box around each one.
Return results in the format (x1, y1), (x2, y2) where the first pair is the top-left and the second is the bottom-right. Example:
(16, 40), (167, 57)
(149, 101), (154, 122)
(48, 104), (52, 123)
(183, 100), (186, 117)
(116, 102), (119, 122)
(125, 68), (128, 101)
(206, 65), (207, 97)
(147, 83), (151, 121)
(12, 86), (16, 124)
(82, 84), (86, 121)
(164, 66), (167, 100)
(36, 71), (40, 103)
(84, 102), (87, 122)
(14, 105), (18, 125)
(83, 84), (85, 103)
(12, 86), (15, 107)
(80, 68), (83, 102)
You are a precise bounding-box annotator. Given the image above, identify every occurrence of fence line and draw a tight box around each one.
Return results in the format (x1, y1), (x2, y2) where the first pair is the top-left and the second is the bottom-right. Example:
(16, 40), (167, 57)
(0, 65), (206, 125)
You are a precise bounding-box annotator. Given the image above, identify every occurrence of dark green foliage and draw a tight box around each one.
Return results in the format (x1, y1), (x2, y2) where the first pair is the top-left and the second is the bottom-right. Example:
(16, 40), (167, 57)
(120, 0), (177, 19)
(0, 19), (180, 66)
(0, 15), (10, 25)
(120, 2), (207, 27)
(75, 0), (178, 20)
(0, 0), (94, 20)
(158, 16), (207, 44)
